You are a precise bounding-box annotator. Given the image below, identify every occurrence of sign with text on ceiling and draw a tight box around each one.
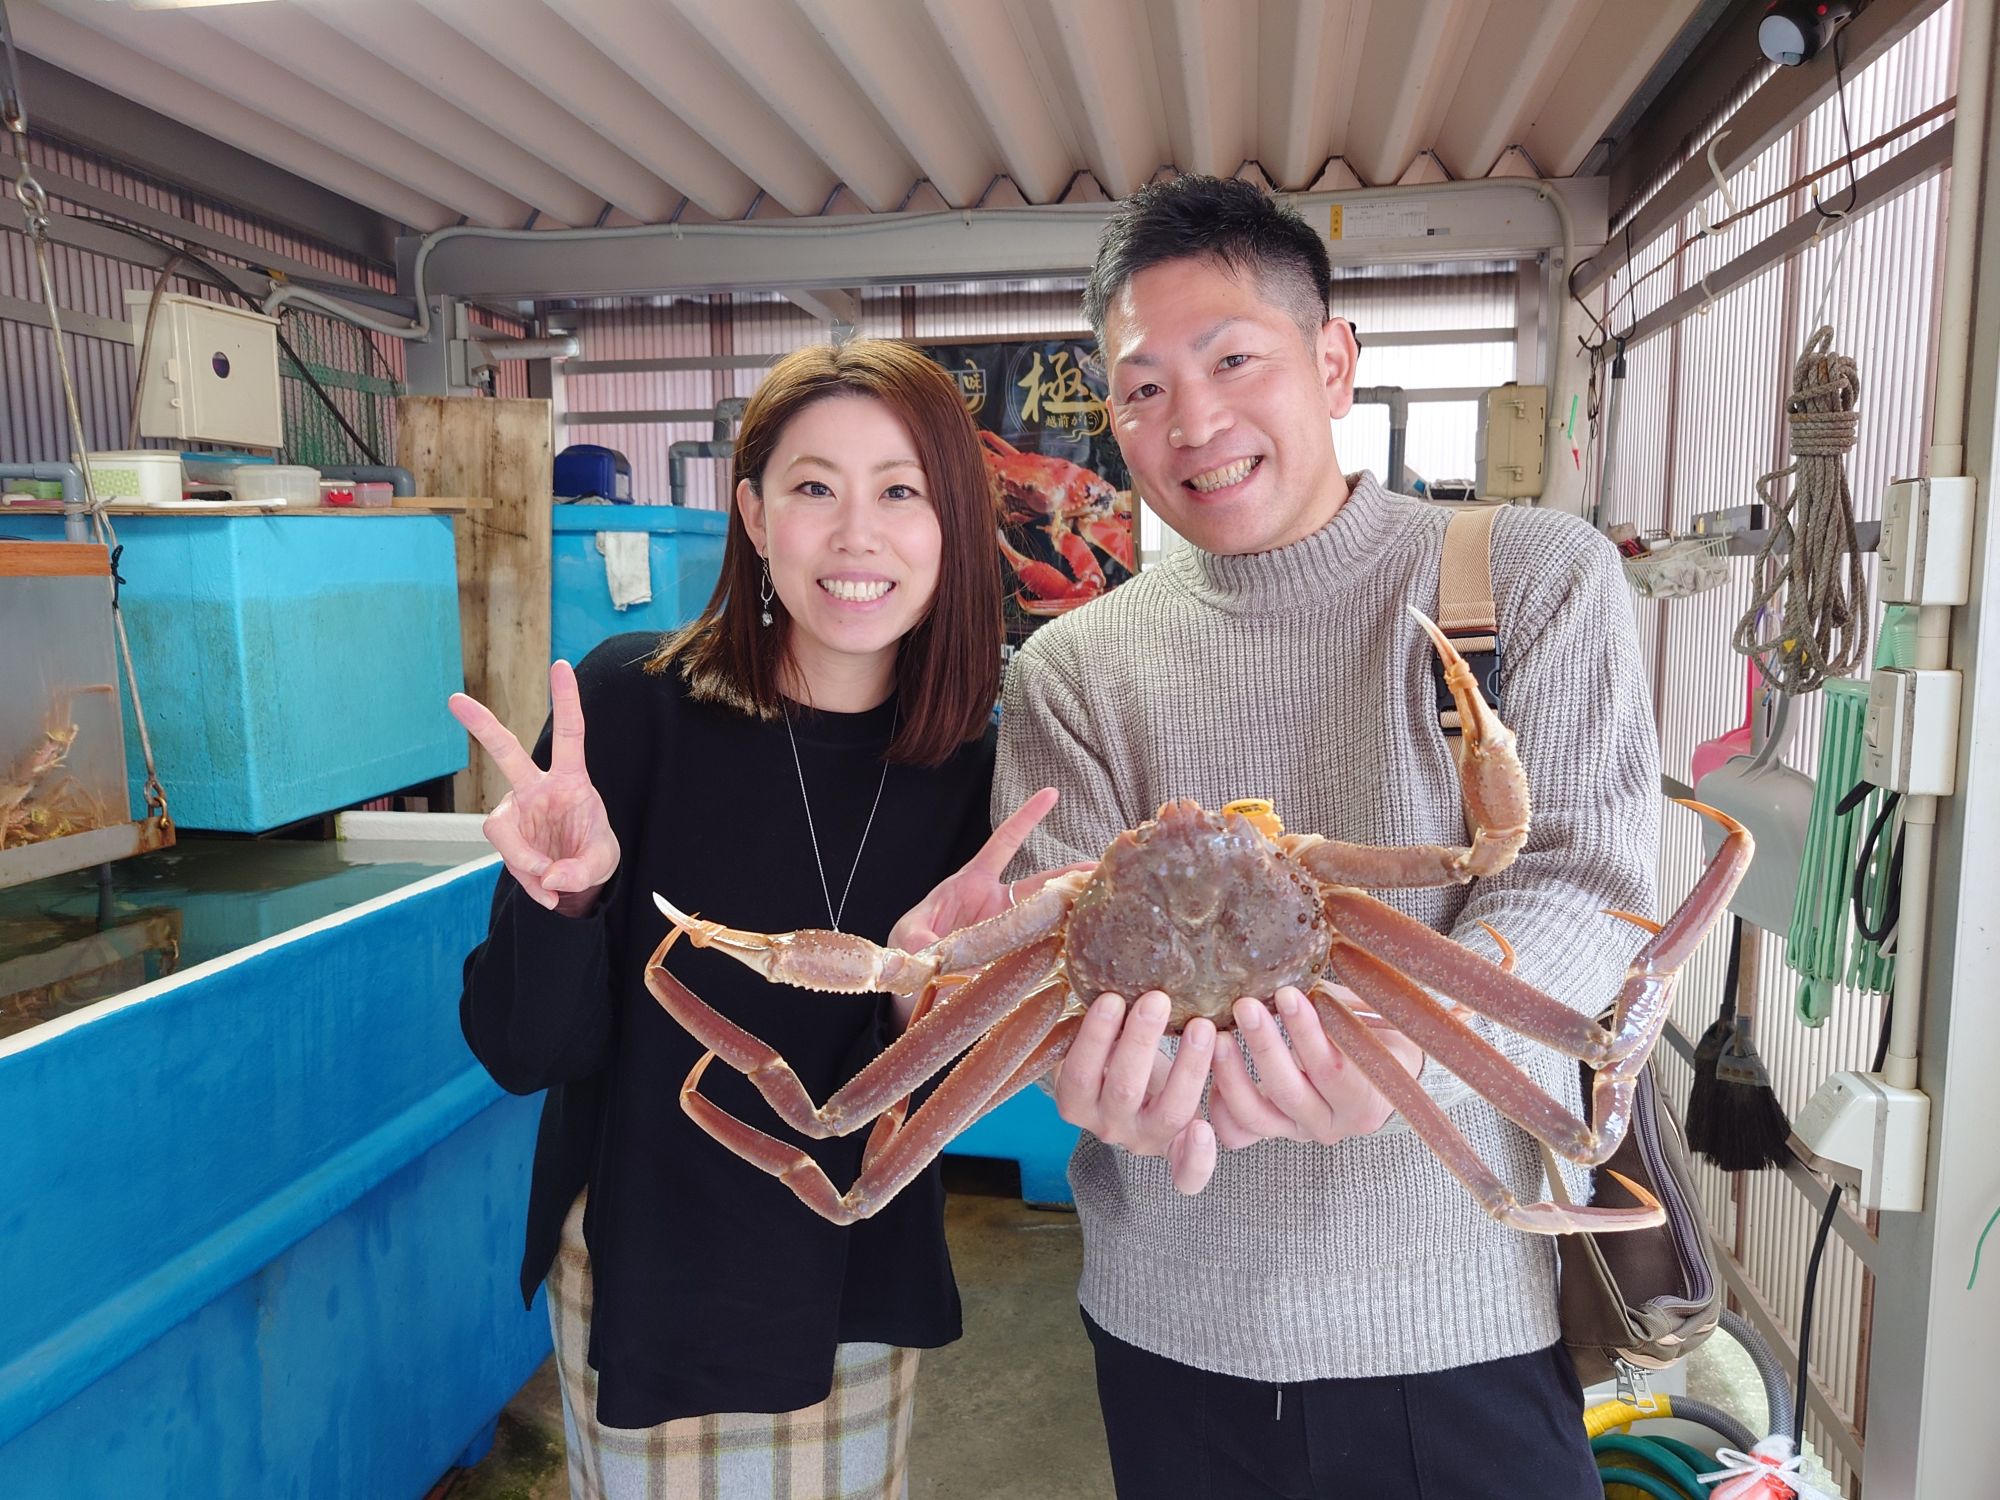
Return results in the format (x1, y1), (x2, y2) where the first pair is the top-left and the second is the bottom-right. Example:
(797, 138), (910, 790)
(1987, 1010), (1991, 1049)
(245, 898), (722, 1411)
(922, 339), (1137, 649)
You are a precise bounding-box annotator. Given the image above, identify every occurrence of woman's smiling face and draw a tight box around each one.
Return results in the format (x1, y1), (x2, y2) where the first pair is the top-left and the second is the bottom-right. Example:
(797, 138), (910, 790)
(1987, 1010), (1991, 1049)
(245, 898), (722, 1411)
(736, 393), (944, 700)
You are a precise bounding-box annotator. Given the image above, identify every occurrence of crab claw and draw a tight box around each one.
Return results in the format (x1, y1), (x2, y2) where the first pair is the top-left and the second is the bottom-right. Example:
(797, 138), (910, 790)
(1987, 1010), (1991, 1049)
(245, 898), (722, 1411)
(1493, 1169), (1666, 1236)
(1406, 604), (1530, 879)
(651, 893), (937, 996)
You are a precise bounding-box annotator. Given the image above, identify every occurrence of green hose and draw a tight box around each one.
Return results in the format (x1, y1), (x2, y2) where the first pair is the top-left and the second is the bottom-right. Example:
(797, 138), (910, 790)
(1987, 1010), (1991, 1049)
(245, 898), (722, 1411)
(1598, 1467), (1695, 1500)
(1592, 1433), (1713, 1497)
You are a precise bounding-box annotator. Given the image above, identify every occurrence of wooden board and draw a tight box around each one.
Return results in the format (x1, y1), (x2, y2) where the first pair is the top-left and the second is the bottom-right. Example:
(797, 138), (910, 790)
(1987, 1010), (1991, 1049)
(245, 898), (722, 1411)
(0, 540), (110, 577)
(0, 499), (487, 518)
(395, 396), (554, 813)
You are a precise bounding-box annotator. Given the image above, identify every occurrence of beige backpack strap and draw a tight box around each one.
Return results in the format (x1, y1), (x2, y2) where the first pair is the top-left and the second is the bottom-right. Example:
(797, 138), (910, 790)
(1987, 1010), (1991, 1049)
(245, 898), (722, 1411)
(1435, 504), (1503, 750)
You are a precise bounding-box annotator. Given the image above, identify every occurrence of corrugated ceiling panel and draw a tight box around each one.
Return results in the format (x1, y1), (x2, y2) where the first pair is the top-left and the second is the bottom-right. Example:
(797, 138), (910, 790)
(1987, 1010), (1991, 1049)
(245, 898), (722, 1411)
(18, 0), (1719, 223)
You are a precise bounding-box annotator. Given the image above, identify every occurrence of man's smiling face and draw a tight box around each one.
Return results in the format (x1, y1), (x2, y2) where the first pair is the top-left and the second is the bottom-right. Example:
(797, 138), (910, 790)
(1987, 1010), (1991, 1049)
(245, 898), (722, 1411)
(1104, 256), (1359, 557)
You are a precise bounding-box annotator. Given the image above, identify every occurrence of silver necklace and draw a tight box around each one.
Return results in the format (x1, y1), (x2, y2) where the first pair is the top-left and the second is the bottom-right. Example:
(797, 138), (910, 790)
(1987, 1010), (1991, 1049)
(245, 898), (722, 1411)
(781, 702), (892, 932)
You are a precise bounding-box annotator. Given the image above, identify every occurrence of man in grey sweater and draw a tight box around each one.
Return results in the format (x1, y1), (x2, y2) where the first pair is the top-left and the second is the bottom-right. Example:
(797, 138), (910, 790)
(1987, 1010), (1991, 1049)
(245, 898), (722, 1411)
(991, 176), (1659, 1496)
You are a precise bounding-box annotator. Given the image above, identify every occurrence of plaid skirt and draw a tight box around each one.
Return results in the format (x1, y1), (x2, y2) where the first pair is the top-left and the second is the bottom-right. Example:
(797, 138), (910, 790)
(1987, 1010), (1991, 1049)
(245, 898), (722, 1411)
(547, 1192), (920, 1500)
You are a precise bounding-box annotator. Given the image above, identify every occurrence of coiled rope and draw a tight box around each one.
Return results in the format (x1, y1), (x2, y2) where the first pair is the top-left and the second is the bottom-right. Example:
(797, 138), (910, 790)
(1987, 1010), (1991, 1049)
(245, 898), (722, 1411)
(1732, 326), (1868, 693)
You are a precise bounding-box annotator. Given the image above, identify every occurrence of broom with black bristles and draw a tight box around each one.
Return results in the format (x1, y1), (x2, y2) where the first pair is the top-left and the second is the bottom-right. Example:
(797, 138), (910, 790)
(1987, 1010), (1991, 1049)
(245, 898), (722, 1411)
(1684, 917), (1792, 1171)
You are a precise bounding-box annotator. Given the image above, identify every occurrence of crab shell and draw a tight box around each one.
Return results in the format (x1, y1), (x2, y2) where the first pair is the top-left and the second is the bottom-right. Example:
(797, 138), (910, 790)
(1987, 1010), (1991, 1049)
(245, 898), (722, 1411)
(1061, 799), (1330, 1029)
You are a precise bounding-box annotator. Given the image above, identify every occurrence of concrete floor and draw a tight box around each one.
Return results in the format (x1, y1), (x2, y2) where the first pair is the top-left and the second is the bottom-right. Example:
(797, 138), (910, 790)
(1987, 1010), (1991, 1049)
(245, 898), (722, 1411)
(440, 1160), (1111, 1500)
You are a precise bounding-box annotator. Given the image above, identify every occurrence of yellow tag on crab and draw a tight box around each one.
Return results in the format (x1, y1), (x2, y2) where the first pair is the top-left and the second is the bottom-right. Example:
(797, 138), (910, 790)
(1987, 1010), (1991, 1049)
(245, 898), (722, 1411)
(1223, 799), (1285, 838)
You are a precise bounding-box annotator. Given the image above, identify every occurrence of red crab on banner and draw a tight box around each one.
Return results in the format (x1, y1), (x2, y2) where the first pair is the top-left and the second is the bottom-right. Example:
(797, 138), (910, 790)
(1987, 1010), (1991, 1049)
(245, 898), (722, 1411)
(924, 340), (1137, 646)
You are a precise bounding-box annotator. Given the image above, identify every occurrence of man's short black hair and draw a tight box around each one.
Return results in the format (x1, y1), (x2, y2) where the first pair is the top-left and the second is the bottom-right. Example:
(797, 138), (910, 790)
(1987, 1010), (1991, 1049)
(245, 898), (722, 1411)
(1084, 175), (1333, 351)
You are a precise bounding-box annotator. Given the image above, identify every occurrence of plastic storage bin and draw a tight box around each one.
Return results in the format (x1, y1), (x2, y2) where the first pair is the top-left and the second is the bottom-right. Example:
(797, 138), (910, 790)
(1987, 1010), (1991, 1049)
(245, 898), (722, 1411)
(182, 451), (273, 485)
(6, 512), (465, 832)
(230, 463), (320, 506)
(551, 504), (727, 663)
(0, 543), (129, 873)
(84, 451), (182, 504)
(554, 443), (633, 502)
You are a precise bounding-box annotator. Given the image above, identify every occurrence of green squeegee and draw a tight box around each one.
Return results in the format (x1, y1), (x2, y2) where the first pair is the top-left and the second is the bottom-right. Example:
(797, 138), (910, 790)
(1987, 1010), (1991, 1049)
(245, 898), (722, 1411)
(1785, 606), (1915, 1024)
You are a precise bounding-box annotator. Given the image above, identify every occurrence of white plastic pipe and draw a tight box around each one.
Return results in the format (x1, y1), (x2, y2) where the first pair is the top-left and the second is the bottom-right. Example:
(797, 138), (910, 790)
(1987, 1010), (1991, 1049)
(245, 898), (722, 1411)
(1885, 0), (1992, 1092)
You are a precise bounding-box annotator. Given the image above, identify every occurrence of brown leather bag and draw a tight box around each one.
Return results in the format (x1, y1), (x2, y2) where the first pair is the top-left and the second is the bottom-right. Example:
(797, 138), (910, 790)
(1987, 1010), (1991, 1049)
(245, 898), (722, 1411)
(1434, 503), (1723, 1395)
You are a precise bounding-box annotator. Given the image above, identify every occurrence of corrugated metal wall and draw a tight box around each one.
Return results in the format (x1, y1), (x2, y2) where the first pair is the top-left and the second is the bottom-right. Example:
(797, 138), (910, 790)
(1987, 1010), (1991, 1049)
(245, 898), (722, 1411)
(1600, 9), (1957, 1492)
(2, 133), (527, 469)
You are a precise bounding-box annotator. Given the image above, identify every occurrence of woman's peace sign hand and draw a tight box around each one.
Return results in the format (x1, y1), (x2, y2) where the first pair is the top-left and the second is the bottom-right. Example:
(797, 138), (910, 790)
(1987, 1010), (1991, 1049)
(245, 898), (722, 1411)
(448, 659), (621, 915)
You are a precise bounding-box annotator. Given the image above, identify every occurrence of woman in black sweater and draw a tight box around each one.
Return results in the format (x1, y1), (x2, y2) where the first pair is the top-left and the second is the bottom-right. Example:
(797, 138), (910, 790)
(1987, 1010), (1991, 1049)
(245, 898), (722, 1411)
(453, 340), (1050, 1499)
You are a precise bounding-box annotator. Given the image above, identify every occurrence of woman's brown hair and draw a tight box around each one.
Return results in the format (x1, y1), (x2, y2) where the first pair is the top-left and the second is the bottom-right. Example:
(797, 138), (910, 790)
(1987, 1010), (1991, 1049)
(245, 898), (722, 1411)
(650, 339), (1002, 766)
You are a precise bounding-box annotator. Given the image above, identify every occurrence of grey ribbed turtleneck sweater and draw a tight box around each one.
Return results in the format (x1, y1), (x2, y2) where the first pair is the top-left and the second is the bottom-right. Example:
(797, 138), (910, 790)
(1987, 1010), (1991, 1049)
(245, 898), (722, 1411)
(993, 471), (1662, 1381)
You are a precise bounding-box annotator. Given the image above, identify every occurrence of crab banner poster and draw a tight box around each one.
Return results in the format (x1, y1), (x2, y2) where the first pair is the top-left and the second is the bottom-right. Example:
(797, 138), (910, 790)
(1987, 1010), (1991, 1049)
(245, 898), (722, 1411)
(922, 339), (1137, 649)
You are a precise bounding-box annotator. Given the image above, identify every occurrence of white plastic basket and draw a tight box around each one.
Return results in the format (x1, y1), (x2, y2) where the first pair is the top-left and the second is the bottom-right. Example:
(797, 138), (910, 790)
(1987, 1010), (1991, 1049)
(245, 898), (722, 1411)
(1622, 534), (1732, 599)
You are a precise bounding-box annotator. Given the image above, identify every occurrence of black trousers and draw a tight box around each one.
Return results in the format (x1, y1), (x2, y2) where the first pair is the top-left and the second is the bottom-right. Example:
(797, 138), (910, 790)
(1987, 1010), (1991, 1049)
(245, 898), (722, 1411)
(1084, 1311), (1603, 1499)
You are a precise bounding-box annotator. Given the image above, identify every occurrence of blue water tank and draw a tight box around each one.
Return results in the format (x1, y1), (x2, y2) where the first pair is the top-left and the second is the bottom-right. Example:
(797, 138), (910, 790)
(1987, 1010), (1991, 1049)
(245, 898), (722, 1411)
(554, 444), (633, 502)
(551, 505), (728, 664)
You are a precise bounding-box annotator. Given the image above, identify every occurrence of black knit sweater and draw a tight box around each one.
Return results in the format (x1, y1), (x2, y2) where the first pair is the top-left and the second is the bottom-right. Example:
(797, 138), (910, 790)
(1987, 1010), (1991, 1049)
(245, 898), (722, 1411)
(460, 632), (993, 1427)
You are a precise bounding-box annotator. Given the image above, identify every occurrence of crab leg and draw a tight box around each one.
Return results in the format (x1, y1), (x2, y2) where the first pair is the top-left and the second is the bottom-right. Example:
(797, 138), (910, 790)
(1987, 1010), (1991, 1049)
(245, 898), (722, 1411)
(1285, 609), (1531, 888)
(1327, 944), (1598, 1163)
(966, 1013), (1084, 1128)
(1320, 801), (1750, 1163)
(1307, 984), (1665, 1235)
(652, 882), (1077, 1000)
(678, 978), (1071, 1225)
(648, 933), (1064, 1140)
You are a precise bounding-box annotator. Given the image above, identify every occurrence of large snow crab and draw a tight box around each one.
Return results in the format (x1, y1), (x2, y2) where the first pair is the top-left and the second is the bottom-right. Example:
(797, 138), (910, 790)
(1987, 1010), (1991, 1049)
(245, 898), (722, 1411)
(646, 613), (1750, 1232)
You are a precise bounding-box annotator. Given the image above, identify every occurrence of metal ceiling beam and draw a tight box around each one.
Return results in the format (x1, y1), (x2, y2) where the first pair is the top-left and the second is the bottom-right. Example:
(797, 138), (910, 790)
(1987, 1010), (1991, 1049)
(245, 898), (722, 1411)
(0, 197), (270, 304)
(1155, 0), (1249, 180)
(795, 0), (997, 209)
(1573, 0), (1946, 297)
(414, 178), (1603, 303)
(1344, 0), (1485, 186)
(784, 287), (864, 329)
(1615, 120), (1952, 350)
(668, 0), (918, 214)
(1574, 0), (1750, 191)
(921, 0), (1074, 204)
(6, 2), (453, 231)
(1032, 0), (1169, 198)
(296, 0), (679, 225)
(549, 0), (835, 217)
(416, 0), (757, 220)
(33, 0), (531, 227)
(0, 153), (394, 302)
(1526, 0), (1716, 181)
(1433, 0), (1600, 180)
(1258, 0), (1372, 190)
(208, 3), (604, 227)
(5, 55), (408, 261)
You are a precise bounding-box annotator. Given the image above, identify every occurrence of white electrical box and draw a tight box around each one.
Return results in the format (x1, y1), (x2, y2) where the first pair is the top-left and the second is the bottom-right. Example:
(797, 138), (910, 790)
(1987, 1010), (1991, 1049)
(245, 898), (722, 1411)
(1474, 384), (1546, 499)
(1863, 667), (1961, 795)
(1879, 475), (1975, 605)
(1793, 1070), (1930, 1213)
(125, 290), (283, 449)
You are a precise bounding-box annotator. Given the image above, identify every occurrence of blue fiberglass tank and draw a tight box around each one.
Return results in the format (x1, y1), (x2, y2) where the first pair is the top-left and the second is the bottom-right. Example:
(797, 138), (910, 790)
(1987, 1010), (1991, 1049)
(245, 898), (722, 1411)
(550, 502), (727, 664)
(4, 511), (465, 833)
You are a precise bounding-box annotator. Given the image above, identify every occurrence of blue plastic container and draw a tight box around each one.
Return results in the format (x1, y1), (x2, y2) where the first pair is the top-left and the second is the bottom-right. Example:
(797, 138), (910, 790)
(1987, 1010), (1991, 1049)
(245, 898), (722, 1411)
(554, 444), (632, 502)
(946, 1091), (1080, 1207)
(551, 504), (728, 664)
(5, 513), (466, 833)
(0, 858), (547, 1499)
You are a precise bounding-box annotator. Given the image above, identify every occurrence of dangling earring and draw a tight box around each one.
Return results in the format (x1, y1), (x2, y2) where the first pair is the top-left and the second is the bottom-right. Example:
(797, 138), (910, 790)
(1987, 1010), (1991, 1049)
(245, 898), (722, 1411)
(758, 558), (774, 628)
